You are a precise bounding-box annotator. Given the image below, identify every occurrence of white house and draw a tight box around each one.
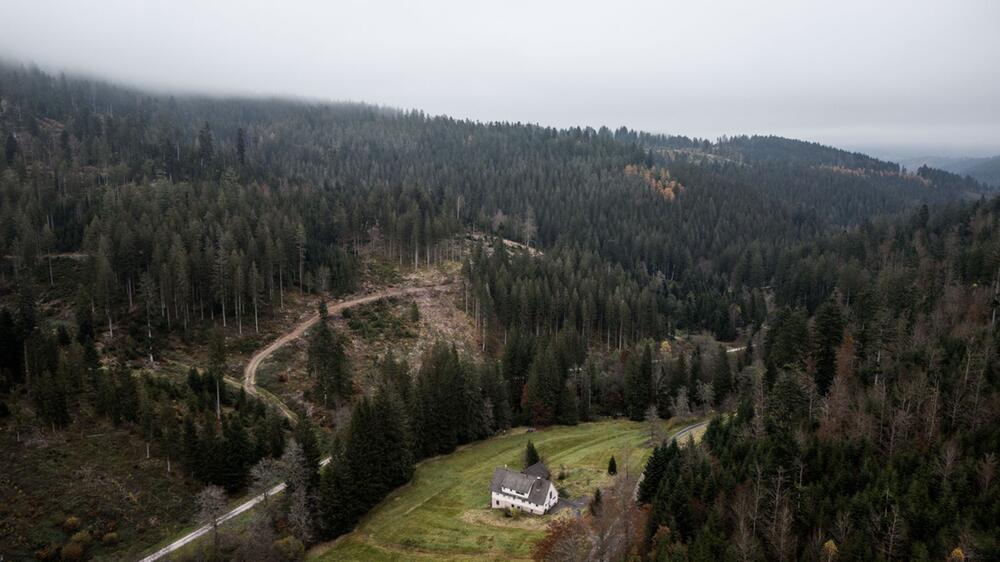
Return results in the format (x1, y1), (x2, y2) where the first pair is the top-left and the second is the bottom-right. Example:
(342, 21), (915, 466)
(490, 463), (559, 515)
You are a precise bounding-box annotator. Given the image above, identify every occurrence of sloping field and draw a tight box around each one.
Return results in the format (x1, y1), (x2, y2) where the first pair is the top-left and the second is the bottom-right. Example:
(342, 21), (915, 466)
(309, 418), (700, 561)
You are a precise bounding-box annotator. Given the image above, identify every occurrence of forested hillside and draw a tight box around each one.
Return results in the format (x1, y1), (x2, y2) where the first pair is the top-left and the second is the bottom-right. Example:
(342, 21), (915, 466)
(2, 63), (999, 561)
(1, 63), (991, 351)
(632, 200), (1000, 561)
(955, 155), (1000, 187)
(902, 154), (1000, 188)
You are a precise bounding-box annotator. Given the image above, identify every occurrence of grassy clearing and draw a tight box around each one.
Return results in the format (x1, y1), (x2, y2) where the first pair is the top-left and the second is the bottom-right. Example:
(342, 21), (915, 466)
(309, 417), (700, 562)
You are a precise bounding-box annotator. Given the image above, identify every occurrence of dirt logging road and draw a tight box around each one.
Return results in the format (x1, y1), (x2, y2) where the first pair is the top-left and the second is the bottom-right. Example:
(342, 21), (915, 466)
(242, 284), (453, 422)
(138, 284), (450, 562)
(141, 282), (705, 562)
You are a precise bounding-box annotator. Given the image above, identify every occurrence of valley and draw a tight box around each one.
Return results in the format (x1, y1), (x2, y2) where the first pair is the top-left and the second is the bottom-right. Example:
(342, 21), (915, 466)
(2, 53), (999, 562)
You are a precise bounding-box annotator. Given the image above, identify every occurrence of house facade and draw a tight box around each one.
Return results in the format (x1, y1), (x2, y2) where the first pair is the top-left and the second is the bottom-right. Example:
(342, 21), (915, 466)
(490, 464), (559, 515)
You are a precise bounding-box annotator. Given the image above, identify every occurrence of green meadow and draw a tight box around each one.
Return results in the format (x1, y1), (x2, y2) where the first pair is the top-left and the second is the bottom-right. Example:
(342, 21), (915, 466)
(310, 418), (700, 561)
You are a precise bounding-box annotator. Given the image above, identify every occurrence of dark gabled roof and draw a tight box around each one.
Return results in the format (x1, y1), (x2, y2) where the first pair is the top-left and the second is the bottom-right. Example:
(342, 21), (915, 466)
(491, 467), (553, 506)
(524, 461), (551, 480)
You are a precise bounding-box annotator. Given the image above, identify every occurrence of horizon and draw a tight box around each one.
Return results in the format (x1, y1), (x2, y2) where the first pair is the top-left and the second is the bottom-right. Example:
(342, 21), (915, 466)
(3, 58), (997, 164)
(2, 0), (998, 158)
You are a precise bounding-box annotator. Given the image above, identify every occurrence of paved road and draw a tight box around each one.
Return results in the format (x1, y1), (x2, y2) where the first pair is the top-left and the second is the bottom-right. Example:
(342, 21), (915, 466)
(670, 419), (711, 443)
(137, 285), (448, 562)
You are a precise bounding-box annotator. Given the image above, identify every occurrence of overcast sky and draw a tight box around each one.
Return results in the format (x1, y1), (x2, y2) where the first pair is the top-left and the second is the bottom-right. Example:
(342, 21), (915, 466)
(3, 0), (999, 156)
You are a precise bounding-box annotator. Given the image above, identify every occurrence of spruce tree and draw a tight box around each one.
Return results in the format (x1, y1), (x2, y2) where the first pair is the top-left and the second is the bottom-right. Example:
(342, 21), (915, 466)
(236, 127), (246, 166)
(4, 132), (17, 165)
(624, 343), (653, 421)
(318, 438), (356, 538)
(363, 389), (414, 497)
(711, 346), (732, 407)
(522, 344), (561, 426)
(221, 416), (254, 491)
(813, 297), (843, 395)
(182, 414), (200, 476)
(607, 455), (617, 475)
(481, 362), (511, 432)
(293, 417), (321, 490)
(501, 331), (534, 422)
(638, 441), (678, 503)
(413, 342), (463, 457)
(308, 300), (351, 406)
(524, 440), (541, 468)
(558, 381), (579, 425)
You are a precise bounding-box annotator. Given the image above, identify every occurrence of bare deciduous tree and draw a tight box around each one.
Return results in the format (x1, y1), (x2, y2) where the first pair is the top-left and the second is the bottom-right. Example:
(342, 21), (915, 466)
(769, 501), (797, 562)
(731, 485), (758, 562)
(937, 439), (960, 486)
(286, 485), (313, 544)
(977, 452), (997, 493)
(280, 441), (308, 491)
(197, 485), (228, 553)
(250, 457), (284, 509)
(644, 405), (663, 443)
(697, 381), (715, 416)
(873, 503), (906, 561)
(671, 386), (691, 418)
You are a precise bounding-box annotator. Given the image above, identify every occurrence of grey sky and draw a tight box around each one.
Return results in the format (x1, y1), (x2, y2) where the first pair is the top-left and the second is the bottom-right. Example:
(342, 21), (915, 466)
(3, 0), (999, 156)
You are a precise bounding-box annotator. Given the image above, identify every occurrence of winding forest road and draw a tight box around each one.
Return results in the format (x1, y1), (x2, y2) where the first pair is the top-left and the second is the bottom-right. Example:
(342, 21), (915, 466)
(243, 284), (452, 422)
(139, 282), (705, 562)
(138, 284), (449, 562)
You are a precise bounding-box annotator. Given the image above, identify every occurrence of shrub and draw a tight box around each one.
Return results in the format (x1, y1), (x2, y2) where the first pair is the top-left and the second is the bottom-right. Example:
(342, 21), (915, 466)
(35, 544), (60, 561)
(101, 532), (120, 545)
(70, 531), (92, 546)
(273, 536), (305, 561)
(62, 516), (81, 533)
(60, 541), (85, 561)
(590, 488), (602, 515)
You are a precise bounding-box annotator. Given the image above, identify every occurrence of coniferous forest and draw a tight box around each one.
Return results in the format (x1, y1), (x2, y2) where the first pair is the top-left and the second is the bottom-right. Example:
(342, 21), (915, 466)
(1, 61), (999, 561)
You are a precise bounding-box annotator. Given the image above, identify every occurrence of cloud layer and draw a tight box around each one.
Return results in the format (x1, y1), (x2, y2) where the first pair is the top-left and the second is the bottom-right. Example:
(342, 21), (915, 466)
(3, 0), (998, 155)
